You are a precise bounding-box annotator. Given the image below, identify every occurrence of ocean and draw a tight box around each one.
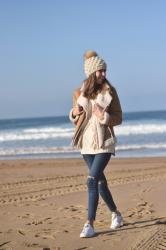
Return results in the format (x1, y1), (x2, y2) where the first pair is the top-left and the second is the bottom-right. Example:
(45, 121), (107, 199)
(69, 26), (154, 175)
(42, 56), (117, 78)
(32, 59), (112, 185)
(0, 110), (166, 160)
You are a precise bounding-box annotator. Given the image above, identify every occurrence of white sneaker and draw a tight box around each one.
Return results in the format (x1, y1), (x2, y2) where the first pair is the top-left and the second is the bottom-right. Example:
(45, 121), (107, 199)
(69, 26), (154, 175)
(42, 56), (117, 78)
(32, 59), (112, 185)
(110, 212), (123, 229)
(80, 223), (96, 238)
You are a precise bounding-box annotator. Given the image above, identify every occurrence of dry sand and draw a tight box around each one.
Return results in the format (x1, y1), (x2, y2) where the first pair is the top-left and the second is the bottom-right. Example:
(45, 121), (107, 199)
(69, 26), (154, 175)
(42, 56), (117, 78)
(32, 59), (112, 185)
(0, 157), (166, 250)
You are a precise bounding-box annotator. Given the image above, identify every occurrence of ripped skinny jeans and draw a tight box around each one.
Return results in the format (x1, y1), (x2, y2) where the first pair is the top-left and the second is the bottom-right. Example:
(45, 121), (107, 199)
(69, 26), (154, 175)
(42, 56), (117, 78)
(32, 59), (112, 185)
(82, 153), (117, 221)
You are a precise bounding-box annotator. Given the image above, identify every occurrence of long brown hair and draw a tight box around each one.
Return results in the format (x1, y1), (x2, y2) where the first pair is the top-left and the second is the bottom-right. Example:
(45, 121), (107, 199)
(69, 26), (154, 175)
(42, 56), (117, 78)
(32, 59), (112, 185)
(83, 72), (112, 99)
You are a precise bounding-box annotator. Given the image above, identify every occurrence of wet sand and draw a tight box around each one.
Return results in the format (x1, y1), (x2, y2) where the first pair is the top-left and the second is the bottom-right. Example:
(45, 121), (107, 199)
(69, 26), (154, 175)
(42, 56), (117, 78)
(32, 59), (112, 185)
(0, 157), (166, 250)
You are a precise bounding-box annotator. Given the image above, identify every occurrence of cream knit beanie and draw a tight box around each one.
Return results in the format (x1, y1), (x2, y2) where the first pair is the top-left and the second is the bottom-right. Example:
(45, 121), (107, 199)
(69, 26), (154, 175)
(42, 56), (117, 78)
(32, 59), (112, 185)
(84, 50), (107, 78)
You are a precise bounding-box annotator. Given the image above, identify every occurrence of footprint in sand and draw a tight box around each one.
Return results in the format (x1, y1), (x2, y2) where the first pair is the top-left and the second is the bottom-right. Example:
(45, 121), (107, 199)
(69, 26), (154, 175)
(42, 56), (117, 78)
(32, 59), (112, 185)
(24, 241), (44, 248)
(41, 231), (56, 240)
(125, 200), (155, 219)
(0, 241), (11, 248)
(25, 216), (53, 226)
(141, 187), (152, 193)
(17, 229), (26, 236)
(18, 213), (33, 219)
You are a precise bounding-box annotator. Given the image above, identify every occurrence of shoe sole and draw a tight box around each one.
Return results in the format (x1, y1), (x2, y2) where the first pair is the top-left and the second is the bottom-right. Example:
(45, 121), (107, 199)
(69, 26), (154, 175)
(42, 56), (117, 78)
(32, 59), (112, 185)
(110, 221), (123, 230)
(80, 233), (96, 238)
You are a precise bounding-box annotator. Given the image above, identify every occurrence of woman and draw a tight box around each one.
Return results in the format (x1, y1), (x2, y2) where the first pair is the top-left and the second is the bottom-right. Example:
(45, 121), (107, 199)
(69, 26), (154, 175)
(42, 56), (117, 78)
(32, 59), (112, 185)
(69, 50), (123, 238)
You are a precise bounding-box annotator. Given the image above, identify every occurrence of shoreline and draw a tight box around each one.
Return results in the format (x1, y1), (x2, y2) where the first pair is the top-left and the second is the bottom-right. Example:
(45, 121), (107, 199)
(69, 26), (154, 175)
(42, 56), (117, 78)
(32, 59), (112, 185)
(0, 154), (166, 162)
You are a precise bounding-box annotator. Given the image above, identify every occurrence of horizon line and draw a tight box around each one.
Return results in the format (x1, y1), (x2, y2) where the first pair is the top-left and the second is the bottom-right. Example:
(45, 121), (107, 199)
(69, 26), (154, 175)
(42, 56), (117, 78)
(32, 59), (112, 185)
(0, 109), (166, 121)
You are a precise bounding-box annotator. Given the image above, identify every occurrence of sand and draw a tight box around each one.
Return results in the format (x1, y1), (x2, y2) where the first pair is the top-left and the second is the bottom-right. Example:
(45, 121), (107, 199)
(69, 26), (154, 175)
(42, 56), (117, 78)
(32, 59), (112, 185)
(0, 157), (166, 250)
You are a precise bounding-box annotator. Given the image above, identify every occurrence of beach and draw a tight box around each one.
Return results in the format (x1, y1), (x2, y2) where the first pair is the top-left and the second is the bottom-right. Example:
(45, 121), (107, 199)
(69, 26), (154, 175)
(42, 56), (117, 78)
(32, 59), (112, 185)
(0, 157), (166, 250)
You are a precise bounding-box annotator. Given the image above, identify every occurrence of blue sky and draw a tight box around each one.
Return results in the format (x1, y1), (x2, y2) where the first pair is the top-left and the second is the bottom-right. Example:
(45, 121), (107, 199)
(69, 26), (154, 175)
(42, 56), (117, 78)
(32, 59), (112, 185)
(0, 0), (166, 119)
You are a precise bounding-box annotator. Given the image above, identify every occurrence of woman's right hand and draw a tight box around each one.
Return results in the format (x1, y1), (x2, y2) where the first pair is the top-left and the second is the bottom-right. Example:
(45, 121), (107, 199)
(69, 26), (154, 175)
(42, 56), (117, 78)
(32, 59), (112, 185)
(72, 105), (83, 117)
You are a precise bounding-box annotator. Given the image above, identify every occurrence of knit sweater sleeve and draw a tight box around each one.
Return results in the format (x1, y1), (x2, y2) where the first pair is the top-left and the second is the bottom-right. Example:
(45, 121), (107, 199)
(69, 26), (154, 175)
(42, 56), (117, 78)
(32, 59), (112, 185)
(68, 88), (81, 125)
(69, 109), (79, 124)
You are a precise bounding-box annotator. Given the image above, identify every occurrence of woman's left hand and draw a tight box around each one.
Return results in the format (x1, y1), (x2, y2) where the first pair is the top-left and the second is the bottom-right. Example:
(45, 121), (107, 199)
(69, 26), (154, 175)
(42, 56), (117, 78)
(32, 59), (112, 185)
(93, 103), (104, 120)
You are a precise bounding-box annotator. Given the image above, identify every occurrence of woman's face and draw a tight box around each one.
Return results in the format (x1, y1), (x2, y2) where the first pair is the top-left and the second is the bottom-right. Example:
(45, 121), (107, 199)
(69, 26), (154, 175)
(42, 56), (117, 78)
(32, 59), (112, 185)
(95, 69), (106, 84)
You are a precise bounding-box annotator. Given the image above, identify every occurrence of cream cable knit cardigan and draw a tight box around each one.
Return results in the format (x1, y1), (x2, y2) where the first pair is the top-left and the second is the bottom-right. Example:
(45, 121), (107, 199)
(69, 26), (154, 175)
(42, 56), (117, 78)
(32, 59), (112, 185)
(69, 85), (117, 154)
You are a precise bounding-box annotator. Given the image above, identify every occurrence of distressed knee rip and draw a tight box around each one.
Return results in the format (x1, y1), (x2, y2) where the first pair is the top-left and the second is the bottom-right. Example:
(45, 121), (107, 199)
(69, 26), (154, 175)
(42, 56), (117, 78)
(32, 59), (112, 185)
(86, 176), (97, 189)
(98, 179), (105, 184)
(98, 180), (104, 184)
(87, 175), (95, 179)
(98, 179), (108, 188)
